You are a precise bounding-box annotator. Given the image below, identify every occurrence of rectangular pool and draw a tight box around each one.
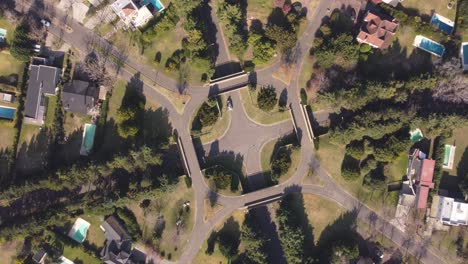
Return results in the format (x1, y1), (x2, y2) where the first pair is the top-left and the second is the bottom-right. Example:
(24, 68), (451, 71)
(68, 218), (91, 243)
(0, 106), (16, 120)
(80, 123), (96, 156)
(413, 35), (445, 57)
(431, 14), (454, 34)
(142, 0), (165, 12)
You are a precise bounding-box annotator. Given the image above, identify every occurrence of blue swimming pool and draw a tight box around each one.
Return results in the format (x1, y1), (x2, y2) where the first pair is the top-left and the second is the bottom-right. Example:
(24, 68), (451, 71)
(431, 14), (454, 34)
(142, 0), (164, 11)
(419, 38), (445, 57)
(0, 106), (15, 120)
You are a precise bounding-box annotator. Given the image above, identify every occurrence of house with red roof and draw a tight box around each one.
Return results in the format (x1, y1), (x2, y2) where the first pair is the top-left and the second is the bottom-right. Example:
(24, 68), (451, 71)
(406, 149), (435, 209)
(356, 10), (398, 49)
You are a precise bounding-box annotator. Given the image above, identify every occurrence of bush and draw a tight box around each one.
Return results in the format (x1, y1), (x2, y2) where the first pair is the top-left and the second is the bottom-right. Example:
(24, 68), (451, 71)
(359, 43), (372, 53)
(10, 22), (32, 61)
(345, 141), (365, 160)
(257, 86), (277, 111)
(341, 155), (360, 181)
(300, 88), (308, 105)
(184, 175), (192, 188)
(115, 207), (142, 240)
(205, 166), (233, 190)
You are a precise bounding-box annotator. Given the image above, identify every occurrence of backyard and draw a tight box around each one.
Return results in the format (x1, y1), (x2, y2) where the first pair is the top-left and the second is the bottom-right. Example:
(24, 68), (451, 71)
(401, 0), (457, 20)
(63, 245), (101, 264)
(239, 88), (290, 125)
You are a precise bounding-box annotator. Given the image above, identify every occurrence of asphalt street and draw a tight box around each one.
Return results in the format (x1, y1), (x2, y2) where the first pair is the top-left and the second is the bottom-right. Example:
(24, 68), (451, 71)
(14, 1), (447, 263)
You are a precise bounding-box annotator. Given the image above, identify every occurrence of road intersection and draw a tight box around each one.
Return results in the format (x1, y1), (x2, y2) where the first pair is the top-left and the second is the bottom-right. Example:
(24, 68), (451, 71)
(16, 0), (447, 263)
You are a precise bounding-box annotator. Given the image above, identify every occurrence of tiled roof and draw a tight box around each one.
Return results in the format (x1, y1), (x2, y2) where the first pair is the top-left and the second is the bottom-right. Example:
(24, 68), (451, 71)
(357, 11), (398, 49)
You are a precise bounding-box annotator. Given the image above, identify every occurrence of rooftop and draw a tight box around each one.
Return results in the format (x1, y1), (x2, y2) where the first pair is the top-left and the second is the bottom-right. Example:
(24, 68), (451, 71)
(62, 80), (99, 114)
(437, 196), (468, 226)
(356, 10), (398, 49)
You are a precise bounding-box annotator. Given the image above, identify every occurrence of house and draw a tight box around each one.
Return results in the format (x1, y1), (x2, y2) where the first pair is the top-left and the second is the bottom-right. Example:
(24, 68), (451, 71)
(62, 80), (99, 114)
(100, 216), (145, 264)
(371, 0), (404, 7)
(356, 10), (398, 49)
(406, 149), (435, 209)
(24, 59), (61, 124)
(111, 0), (153, 28)
(32, 249), (47, 264)
(435, 196), (468, 226)
(462, 42), (468, 71)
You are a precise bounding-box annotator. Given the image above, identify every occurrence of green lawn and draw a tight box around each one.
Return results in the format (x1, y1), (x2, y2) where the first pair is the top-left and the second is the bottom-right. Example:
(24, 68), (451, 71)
(44, 96), (58, 128)
(239, 88), (290, 125)
(303, 194), (345, 243)
(0, 119), (16, 150)
(16, 124), (50, 174)
(107, 80), (127, 120)
(0, 241), (19, 264)
(444, 127), (468, 177)
(193, 210), (245, 264)
(246, 0), (275, 25)
(63, 245), (101, 264)
(401, 0), (457, 20)
(191, 95), (231, 144)
(0, 18), (24, 77)
(64, 112), (91, 135)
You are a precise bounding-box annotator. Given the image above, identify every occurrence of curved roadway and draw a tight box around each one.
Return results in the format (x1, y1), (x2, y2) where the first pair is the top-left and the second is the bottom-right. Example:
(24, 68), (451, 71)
(17, 1), (446, 263)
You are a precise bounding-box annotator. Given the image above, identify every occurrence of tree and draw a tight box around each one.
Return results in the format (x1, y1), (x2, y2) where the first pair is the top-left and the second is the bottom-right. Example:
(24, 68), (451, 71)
(197, 99), (219, 127)
(345, 141), (364, 160)
(265, 24), (298, 53)
(10, 22), (32, 61)
(257, 86), (277, 111)
(249, 33), (276, 64)
(271, 148), (292, 182)
(212, 170), (231, 190)
(172, 0), (202, 17)
(240, 212), (269, 263)
(331, 242), (359, 264)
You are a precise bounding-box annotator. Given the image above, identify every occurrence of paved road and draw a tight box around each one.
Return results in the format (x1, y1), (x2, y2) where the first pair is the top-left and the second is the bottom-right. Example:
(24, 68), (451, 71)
(15, 1), (446, 264)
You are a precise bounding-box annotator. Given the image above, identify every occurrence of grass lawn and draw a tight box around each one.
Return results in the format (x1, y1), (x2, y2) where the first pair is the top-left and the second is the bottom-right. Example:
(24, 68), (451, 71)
(204, 199), (223, 222)
(64, 112), (91, 134)
(401, 0), (457, 20)
(316, 136), (399, 216)
(0, 18), (24, 77)
(44, 96), (58, 128)
(246, 0), (275, 26)
(239, 88), (290, 125)
(107, 80), (127, 120)
(0, 241), (19, 264)
(0, 120), (16, 150)
(430, 226), (467, 264)
(444, 127), (468, 177)
(395, 25), (418, 55)
(16, 124), (50, 174)
(261, 137), (301, 185)
(63, 245), (101, 264)
(303, 194), (345, 243)
(77, 213), (106, 247)
(128, 177), (195, 261)
(191, 95), (231, 144)
(193, 210), (245, 264)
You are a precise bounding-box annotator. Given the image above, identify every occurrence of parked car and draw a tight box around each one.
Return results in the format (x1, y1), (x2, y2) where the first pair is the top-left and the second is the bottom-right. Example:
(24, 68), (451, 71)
(227, 96), (233, 111)
(40, 19), (51, 27)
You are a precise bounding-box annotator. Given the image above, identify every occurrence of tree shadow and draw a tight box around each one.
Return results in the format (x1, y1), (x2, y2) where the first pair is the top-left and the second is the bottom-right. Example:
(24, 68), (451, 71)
(206, 189), (219, 207)
(217, 216), (241, 258)
(315, 210), (360, 263)
(15, 127), (52, 181)
(143, 107), (172, 149)
(278, 88), (288, 108)
(276, 190), (315, 260)
(248, 205), (286, 264)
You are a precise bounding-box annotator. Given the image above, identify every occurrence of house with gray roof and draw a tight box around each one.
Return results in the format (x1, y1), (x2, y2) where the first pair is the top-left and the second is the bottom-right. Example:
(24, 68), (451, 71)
(62, 80), (99, 114)
(100, 216), (145, 264)
(24, 61), (61, 124)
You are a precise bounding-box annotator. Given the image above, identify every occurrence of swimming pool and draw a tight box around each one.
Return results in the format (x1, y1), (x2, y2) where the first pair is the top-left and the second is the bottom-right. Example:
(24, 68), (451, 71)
(443, 145), (456, 170)
(68, 218), (91, 243)
(80, 124), (96, 156)
(431, 14), (454, 34)
(142, 0), (165, 12)
(0, 106), (16, 120)
(413, 35), (445, 57)
(409, 128), (423, 143)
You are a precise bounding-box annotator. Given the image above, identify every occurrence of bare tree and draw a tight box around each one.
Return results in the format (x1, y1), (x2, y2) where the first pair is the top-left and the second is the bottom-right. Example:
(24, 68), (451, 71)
(433, 58), (468, 104)
(83, 52), (113, 87)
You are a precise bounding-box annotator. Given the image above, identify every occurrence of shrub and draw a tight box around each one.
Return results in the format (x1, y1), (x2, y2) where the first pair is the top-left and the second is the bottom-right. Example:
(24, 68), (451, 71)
(184, 175), (192, 188)
(10, 22), (32, 61)
(359, 44), (372, 53)
(257, 86), (277, 111)
(345, 141), (365, 160)
(271, 148), (292, 183)
(341, 155), (360, 181)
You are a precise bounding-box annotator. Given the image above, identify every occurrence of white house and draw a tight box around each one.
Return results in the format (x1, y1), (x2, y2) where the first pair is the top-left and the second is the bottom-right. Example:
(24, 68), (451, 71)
(436, 196), (468, 226)
(381, 0), (404, 7)
(111, 0), (153, 28)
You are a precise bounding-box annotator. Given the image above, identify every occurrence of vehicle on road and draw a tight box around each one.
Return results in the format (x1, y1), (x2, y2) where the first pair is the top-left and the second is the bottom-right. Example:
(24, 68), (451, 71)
(40, 19), (51, 27)
(227, 96), (233, 111)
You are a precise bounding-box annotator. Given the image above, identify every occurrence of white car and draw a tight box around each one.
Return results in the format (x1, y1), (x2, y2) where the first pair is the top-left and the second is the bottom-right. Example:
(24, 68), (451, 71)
(40, 19), (51, 27)
(227, 96), (233, 111)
